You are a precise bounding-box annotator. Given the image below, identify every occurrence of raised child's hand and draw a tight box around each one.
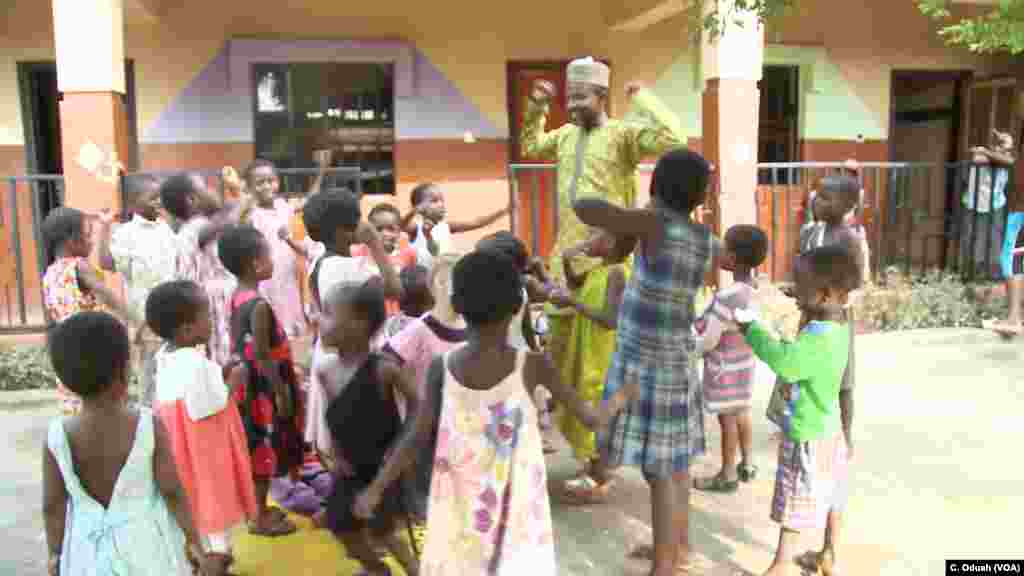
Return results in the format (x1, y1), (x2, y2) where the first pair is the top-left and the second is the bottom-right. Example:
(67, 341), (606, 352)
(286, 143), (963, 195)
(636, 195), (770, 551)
(356, 220), (381, 247)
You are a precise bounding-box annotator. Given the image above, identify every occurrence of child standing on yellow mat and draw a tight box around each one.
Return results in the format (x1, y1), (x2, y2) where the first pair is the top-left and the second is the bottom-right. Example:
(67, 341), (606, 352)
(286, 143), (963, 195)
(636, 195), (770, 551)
(547, 229), (630, 505)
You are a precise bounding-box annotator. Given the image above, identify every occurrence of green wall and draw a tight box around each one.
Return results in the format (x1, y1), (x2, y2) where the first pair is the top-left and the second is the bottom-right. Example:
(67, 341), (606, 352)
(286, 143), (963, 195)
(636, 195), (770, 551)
(649, 44), (886, 141)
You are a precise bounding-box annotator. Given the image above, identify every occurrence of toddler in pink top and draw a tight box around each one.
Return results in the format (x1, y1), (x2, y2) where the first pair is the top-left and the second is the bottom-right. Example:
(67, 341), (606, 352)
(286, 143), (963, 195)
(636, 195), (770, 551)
(380, 253), (465, 528)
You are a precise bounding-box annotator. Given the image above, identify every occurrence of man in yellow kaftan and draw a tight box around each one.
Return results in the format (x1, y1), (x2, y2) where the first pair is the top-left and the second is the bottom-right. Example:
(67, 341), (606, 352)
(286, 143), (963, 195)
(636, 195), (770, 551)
(520, 56), (687, 284)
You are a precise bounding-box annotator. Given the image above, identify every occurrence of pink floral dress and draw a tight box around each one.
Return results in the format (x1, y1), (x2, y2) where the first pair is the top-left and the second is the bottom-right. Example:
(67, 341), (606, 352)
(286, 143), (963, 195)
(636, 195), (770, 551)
(175, 217), (236, 366)
(250, 198), (305, 338)
(43, 257), (106, 413)
(420, 349), (556, 576)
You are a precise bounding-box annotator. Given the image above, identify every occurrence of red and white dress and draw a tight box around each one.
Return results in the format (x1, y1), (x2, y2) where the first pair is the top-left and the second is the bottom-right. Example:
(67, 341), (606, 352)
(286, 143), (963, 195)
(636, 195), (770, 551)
(153, 345), (258, 553)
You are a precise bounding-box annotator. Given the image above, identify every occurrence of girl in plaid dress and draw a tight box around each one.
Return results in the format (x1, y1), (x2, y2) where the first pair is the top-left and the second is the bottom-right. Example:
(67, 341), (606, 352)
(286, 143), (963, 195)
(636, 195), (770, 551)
(574, 149), (716, 576)
(732, 244), (860, 576)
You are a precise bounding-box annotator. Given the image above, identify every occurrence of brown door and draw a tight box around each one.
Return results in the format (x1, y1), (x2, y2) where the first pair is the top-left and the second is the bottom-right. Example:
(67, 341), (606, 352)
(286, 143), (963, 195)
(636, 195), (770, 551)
(508, 62), (567, 258)
(506, 59), (610, 258)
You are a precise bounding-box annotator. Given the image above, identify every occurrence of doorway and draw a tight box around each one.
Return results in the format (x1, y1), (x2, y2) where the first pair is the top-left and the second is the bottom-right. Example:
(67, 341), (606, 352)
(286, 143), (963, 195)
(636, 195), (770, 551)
(17, 60), (139, 214)
(888, 70), (968, 269)
(758, 65), (800, 183)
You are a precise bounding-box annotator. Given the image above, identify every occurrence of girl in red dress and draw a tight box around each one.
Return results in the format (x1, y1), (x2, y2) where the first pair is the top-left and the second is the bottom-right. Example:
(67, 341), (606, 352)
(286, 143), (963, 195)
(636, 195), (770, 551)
(219, 224), (305, 537)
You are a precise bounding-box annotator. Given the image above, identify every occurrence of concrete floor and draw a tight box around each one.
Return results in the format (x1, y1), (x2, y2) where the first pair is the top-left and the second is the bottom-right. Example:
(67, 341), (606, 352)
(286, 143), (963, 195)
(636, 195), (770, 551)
(3, 328), (1022, 575)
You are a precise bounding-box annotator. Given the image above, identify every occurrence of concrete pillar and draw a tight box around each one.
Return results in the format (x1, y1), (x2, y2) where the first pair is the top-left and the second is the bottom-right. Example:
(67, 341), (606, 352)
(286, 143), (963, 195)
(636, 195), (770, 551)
(52, 0), (129, 213)
(701, 0), (763, 286)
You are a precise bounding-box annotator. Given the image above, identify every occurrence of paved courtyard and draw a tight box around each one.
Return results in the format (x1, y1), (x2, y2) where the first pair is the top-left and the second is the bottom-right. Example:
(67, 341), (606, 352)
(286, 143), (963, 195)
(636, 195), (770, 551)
(2, 328), (1022, 575)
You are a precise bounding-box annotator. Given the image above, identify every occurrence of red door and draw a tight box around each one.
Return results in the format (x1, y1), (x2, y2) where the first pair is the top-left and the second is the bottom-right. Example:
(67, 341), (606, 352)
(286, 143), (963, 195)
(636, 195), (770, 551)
(507, 62), (568, 258)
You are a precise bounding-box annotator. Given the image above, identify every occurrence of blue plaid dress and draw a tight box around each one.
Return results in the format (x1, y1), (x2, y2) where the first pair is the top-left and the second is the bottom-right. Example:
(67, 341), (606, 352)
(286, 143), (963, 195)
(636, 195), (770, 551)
(600, 209), (714, 478)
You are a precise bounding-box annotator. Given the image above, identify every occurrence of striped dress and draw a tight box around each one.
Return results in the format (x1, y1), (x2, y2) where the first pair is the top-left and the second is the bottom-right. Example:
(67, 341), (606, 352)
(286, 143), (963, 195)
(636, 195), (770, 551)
(600, 209), (714, 478)
(695, 281), (758, 414)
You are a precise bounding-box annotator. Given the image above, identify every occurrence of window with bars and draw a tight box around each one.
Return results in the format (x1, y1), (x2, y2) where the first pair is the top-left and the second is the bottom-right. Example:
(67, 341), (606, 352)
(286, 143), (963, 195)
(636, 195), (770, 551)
(252, 62), (395, 196)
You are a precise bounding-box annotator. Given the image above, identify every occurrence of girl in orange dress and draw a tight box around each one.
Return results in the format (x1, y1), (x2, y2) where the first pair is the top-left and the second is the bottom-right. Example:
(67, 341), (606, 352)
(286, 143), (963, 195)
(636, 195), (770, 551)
(41, 207), (138, 414)
(145, 280), (258, 574)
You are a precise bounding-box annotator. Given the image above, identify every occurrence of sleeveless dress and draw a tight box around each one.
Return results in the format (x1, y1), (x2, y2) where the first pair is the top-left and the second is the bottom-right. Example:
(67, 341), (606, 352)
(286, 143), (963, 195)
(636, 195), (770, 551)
(420, 349), (556, 576)
(47, 411), (192, 575)
(601, 211), (713, 478)
(229, 289), (304, 478)
(323, 353), (408, 536)
(382, 313), (467, 520)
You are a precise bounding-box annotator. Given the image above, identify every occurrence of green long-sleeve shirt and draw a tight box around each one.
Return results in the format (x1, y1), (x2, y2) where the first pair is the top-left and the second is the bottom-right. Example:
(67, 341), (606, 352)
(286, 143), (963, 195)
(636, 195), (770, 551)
(745, 320), (849, 441)
(520, 88), (685, 285)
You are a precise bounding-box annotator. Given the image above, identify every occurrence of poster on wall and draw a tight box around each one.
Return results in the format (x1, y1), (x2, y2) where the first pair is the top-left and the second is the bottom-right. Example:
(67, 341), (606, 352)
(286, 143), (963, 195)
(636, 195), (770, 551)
(256, 66), (288, 114)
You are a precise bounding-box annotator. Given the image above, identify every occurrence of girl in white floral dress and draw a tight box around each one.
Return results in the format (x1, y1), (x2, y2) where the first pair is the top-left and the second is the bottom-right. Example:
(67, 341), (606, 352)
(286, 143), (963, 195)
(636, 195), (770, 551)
(353, 250), (636, 575)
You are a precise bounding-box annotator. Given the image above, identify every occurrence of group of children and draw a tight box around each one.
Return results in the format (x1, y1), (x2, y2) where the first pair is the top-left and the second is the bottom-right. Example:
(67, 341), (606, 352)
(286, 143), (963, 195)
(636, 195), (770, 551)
(39, 147), (863, 576)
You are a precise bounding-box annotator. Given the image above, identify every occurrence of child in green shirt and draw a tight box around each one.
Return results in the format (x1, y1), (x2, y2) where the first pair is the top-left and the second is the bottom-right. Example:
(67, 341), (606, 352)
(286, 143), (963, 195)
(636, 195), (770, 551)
(732, 243), (861, 576)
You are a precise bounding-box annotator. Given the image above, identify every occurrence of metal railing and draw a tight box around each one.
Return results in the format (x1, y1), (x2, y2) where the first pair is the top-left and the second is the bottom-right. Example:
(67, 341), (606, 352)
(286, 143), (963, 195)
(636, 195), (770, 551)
(0, 166), (366, 334)
(507, 163), (655, 256)
(508, 161), (1010, 283)
(758, 161), (1010, 282)
(1, 175), (65, 333)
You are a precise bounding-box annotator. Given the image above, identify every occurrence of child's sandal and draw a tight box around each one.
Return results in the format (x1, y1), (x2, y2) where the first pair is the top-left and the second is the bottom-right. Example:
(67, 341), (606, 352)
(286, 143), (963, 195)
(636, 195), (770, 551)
(737, 462), (758, 482)
(693, 473), (739, 493)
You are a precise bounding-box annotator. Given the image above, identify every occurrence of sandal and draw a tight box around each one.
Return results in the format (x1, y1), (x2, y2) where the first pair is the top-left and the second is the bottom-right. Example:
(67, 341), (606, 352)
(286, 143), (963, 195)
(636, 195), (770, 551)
(983, 318), (1022, 338)
(737, 462), (758, 483)
(560, 475), (615, 506)
(628, 544), (653, 560)
(693, 473), (739, 493)
(797, 549), (837, 576)
(542, 438), (558, 454)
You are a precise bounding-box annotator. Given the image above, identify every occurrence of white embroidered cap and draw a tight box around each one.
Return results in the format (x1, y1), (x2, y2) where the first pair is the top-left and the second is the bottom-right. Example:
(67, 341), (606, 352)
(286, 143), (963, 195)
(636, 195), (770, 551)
(567, 57), (610, 88)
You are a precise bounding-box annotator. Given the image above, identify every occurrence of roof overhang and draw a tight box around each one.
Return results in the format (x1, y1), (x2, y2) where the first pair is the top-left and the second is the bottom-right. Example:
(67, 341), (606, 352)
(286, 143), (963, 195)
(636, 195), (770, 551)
(604, 0), (691, 32)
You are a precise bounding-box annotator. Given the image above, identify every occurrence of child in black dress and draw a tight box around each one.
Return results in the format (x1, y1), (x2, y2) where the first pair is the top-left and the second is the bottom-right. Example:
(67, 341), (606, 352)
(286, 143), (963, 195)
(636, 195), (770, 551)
(317, 278), (420, 576)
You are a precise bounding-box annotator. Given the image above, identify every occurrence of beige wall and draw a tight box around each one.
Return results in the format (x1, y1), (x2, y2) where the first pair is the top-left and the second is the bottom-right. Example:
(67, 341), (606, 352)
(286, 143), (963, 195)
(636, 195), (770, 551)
(0, 0), (1014, 149)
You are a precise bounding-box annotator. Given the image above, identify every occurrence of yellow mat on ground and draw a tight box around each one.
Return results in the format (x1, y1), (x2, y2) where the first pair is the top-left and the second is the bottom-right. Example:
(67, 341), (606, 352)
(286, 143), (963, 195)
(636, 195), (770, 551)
(229, 502), (413, 576)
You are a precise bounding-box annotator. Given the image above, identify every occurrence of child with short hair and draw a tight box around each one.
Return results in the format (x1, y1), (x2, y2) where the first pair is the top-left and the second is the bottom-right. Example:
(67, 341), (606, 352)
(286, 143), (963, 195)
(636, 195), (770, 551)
(573, 148), (717, 575)
(693, 225), (769, 494)
(218, 224), (305, 537)
(403, 182), (512, 267)
(362, 249), (636, 574)
(42, 311), (216, 576)
(732, 243), (861, 576)
(41, 207), (138, 414)
(788, 174), (863, 576)
(546, 228), (630, 505)
(300, 188), (402, 464)
(380, 264), (433, 341)
(145, 280), (258, 572)
(475, 231), (556, 449)
(98, 180), (179, 405)
(161, 173), (251, 366)
(245, 159), (307, 339)
(317, 279), (420, 576)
